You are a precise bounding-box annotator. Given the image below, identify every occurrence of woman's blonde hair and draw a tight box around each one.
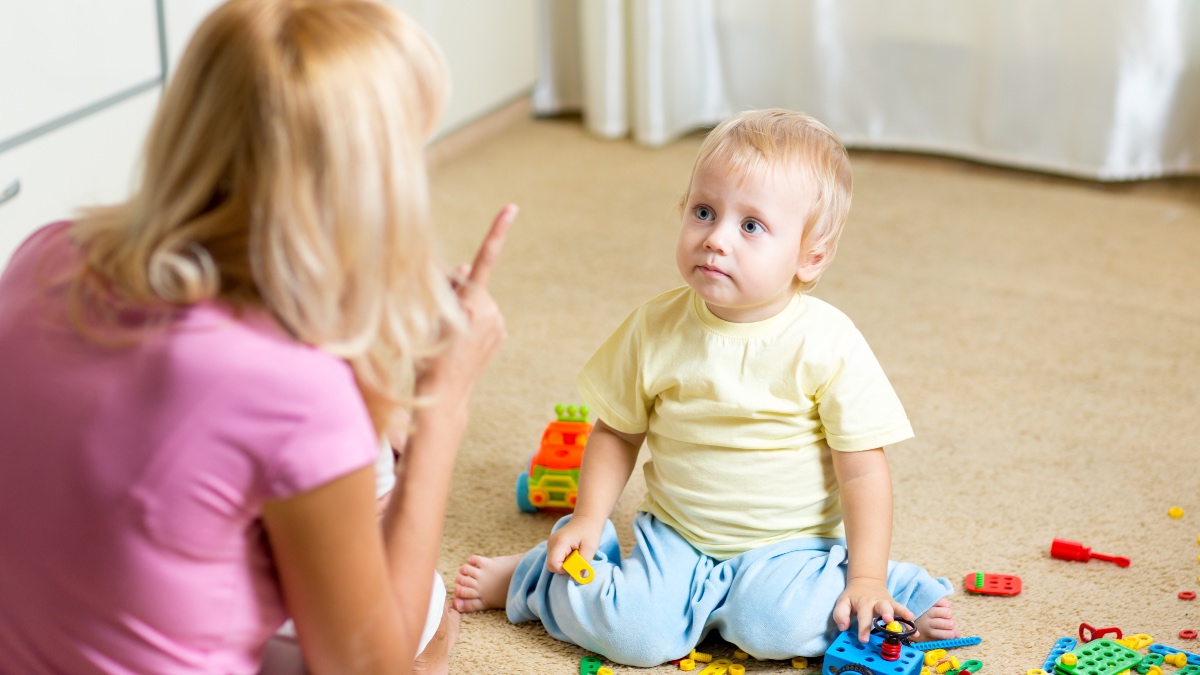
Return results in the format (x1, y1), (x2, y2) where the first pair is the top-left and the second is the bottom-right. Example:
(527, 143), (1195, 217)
(68, 0), (460, 433)
(683, 109), (853, 292)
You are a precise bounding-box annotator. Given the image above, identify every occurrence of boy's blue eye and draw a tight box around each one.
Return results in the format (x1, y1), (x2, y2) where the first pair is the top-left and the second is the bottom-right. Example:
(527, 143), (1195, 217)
(694, 206), (714, 221)
(741, 220), (764, 234)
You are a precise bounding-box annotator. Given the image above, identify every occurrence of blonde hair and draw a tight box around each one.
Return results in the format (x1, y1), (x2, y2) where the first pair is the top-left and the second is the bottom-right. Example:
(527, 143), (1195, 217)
(68, 0), (461, 433)
(683, 109), (852, 292)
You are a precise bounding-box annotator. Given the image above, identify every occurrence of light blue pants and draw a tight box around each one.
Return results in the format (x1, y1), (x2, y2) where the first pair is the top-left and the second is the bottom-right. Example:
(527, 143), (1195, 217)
(507, 512), (952, 666)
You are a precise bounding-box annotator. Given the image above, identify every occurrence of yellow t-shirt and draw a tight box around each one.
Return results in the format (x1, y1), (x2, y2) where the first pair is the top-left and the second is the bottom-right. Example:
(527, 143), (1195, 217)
(576, 286), (914, 560)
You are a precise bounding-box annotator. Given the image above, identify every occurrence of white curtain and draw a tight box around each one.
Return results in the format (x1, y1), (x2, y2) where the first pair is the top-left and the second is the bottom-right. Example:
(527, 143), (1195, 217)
(534, 0), (1200, 180)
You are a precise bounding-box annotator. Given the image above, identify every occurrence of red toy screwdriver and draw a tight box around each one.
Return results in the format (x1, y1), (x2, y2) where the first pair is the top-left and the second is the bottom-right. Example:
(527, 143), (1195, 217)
(1051, 538), (1130, 567)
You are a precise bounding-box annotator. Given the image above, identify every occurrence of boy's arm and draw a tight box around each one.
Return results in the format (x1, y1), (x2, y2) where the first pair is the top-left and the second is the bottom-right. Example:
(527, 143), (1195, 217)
(830, 447), (915, 642)
(544, 419), (644, 573)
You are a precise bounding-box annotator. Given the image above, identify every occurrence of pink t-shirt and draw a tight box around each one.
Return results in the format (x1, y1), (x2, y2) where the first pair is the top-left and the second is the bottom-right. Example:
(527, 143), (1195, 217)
(0, 223), (378, 673)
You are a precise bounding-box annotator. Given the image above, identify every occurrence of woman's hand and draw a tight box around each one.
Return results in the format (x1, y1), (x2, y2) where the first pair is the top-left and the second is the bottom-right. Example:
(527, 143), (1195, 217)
(418, 204), (517, 404)
(545, 514), (606, 574)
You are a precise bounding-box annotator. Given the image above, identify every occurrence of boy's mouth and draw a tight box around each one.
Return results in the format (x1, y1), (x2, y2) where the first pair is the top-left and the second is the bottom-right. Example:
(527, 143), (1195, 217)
(698, 264), (729, 279)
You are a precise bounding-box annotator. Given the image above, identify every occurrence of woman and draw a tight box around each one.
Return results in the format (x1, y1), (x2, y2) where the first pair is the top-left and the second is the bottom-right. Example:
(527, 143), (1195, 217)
(0, 0), (512, 672)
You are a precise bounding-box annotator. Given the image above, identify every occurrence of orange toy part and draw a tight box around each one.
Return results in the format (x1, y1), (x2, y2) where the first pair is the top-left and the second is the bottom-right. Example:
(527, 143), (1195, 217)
(964, 572), (1022, 596)
(530, 419), (592, 471)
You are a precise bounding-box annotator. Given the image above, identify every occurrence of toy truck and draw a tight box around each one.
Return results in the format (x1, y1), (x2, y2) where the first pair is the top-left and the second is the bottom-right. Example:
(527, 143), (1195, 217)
(516, 404), (592, 513)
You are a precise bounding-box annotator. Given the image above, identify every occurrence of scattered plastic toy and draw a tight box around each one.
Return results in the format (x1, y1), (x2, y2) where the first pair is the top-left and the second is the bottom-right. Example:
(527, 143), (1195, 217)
(1183, 630), (1199, 640)
(1148, 642), (1200, 666)
(597, 668), (613, 675)
(1182, 591), (1197, 600)
(1137, 653), (1164, 674)
(1078, 622), (1123, 642)
(697, 658), (733, 675)
(1042, 637), (1078, 673)
(964, 571), (1021, 596)
(1051, 539), (1131, 567)
(517, 404), (593, 512)
(959, 659), (984, 674)
(1169, 506), (1184, 519)
(824, 620), (923, 675)
(563, 550), (595, 585)
(1164, 653), (1189, 668)
(680, 659), (696, 671)
(580, 655), (603, 675)
(792, 656), (808, 669)
(1117, 634), (1153, 650)
(733, 650), (749, 660)
(690, 649), (713, 663)
(729, 665), (746, 675)
(1054, 639), (1141, 675)
(913, 637), (983, 651)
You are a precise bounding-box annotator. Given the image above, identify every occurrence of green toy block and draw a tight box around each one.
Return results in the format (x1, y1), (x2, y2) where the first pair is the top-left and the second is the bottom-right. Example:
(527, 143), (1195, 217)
(581, 655), (602, 675)
(960, 659), (984, 673)
(1053, 639), (1142, 675)
(1177, 665), (1200, 675)
(1136, 654), (1163, 674)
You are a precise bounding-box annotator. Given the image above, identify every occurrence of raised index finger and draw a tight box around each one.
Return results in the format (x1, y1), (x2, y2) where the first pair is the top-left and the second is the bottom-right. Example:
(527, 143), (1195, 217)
(467, 203), (518, 288)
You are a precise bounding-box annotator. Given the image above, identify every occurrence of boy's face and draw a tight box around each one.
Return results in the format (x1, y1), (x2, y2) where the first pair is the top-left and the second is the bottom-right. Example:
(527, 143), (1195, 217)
(676, 159), (822, 323)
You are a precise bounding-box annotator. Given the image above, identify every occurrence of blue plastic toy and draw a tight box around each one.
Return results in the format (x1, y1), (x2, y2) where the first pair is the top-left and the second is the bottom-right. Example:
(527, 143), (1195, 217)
(1042, 637), (1078, 673)
(912, 636), (983, 651)
(823, 621), (923, 675)
(1148, 644), (1200, 667)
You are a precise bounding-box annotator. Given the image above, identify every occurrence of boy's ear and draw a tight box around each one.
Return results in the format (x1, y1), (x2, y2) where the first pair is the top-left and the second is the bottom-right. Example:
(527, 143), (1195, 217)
(796, 249), (829, 284)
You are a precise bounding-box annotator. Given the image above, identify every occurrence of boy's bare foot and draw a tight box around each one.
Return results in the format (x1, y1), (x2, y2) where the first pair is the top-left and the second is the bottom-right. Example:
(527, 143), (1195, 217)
(913, 598), (960, 641)
(413, 601), (460, 675)
(453, 554), (523, 613)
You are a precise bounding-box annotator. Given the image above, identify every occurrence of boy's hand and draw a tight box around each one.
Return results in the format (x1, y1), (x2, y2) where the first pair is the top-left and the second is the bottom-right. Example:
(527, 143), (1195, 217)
(832, 577), (915, 643)
(546, 514), (605, 575)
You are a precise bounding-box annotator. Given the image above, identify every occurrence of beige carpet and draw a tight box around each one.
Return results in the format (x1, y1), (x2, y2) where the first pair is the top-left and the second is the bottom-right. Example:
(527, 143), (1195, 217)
(427, 115), (1200, 674)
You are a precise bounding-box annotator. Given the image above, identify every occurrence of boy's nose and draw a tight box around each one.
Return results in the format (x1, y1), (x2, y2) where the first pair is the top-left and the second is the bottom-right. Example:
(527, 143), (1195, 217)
(703, 223), (730, 254)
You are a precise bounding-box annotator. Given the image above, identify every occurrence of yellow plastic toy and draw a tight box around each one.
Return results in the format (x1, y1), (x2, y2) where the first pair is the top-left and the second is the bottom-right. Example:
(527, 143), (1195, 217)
(597, 669), (613, 675)
(1169, 506), (1184, 518)
(925, 649), (948, 666)
(1061, 654), (1078, 667)
(792, 656), (808, 668)
(690, 649), (713, 663)
(563, 550), (594, 585)
(697, 659), (733, 675)
(733, 650), (749, 660)
(1027, 670), (1049, 675)
(679, 659), (696, 671)
(729, 665), (745, 675)
(1163, 653), (1188, 668)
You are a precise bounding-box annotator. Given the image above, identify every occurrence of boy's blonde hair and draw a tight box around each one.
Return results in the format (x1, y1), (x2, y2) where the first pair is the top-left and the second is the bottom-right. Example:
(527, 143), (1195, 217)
(68, 0), (459, 433)
(685, 109), (852, 292)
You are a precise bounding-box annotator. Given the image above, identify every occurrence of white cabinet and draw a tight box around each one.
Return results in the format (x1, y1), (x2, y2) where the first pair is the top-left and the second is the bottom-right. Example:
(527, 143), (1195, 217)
(0, 3), (161, 148)
(0, 2), (163, 268)
(0, 89), (160, 268)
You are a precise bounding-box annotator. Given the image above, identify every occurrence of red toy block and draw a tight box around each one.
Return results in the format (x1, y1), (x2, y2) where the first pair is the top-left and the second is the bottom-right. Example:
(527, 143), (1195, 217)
(963, 571), (1021, 596)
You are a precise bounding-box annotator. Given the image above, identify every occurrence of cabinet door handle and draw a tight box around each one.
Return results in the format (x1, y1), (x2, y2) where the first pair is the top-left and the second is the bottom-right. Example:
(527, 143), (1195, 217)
(0, 179), (18, 207)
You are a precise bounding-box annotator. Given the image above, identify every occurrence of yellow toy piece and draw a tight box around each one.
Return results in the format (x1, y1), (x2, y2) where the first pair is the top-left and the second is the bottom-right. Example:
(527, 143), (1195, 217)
(922, 669), (931, 675)
(597, 669), (613, 675)
(729, 666), (746, 675)
(885, 621), (903, 633)
(1027, 670), (1049, 675)
(563, 550), (594, 585)
(1163, 653), (1188, 668)
(925, 650), (948, 666)
(948, 657), (960, 670)
(680, 659), (696, 671)
(1146, 666), (1163, 675)
(1119, 634), (1153, 650)
(1169, 506), (1184, 518)
(936, 661), (954, 674)
(690, 649), (713, 663)
(697, 659), (732, 675)
(1061, 654), (1079, 667)
(734, 650), (749, 660)
(793, 656), (809, 669)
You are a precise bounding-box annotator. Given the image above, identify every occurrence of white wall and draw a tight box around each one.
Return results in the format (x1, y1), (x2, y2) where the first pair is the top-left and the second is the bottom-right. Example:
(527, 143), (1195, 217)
(166, 0), (538, 138)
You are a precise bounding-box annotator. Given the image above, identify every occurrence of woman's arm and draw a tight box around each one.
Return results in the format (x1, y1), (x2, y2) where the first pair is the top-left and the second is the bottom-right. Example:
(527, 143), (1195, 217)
(263, 205), (516, 673)
(830, 447), (914, 642)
